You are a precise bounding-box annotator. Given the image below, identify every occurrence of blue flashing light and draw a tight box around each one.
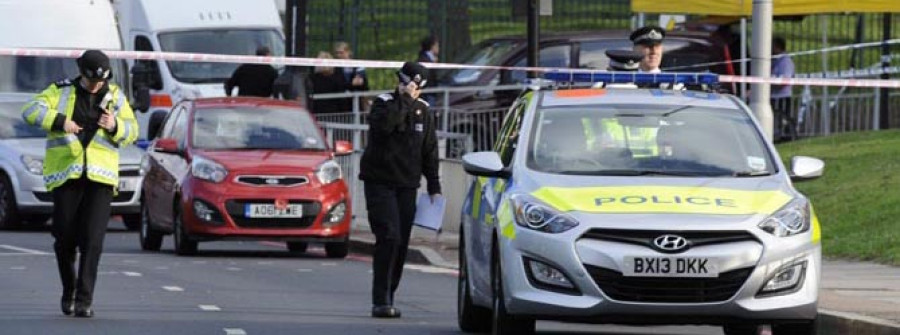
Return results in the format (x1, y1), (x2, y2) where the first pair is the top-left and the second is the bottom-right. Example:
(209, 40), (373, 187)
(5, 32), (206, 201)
(543, 71), (719, 86)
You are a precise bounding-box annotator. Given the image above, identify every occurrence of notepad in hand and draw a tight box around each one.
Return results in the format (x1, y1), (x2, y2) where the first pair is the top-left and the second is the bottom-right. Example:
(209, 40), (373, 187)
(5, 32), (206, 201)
(414, 193), (446, 231)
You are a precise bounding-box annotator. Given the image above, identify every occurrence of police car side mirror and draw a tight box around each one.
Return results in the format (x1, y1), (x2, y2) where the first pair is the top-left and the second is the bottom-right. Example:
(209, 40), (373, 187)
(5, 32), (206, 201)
(462, 151), (510, 178)
(789, 156), (824, 181)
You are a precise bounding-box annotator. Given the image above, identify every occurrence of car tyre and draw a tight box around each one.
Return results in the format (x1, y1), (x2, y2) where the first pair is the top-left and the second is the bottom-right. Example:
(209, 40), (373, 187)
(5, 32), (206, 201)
(122, 214), (141, 231)
(173, 206), (198, 256)
(723, 323), (760, 335)
(458, 229), (491, 333)
(287, 242), (308, 253)
(491, 244), (535, 335)
(325, 236), (349, 259)
(22, 214), (51, 226)
(774, 319), (817, 335)
(0, 174), (21, 230)
(139, 201), (163, 251)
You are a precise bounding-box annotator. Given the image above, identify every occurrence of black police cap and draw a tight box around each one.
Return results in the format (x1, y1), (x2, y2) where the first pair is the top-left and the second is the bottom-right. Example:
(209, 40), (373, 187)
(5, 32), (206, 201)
(77, 49), (112, 80)
(605, 50), (644, 71)
(630, 26), (666, 46)
(397, 61), (428, 88)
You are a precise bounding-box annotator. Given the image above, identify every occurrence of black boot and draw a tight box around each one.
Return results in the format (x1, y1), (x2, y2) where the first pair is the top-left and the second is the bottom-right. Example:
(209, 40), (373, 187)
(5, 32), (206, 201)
(60, 296), (74, 316)
(371, 305), (401, 318)
(74, 302), (93, 318)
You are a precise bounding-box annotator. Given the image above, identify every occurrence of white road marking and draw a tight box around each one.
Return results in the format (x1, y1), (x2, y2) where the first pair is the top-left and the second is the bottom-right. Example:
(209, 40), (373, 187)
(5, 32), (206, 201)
(192, 260), (208, 264)
(122, 271), (143, 277)
(162, 286), (184, 292)
(122, 260), (139, 264)
(199, 305), (221, 311)
(0, 245), (49, 255)
(226, 267), (242, 271)
(155, 266), (170, 270)
(257, 261), (273, 265)
(404, 264), (459, 275)
(223, 329), (247, 335)
(10, 266), (25, 270)
(296, 268), (313, 273)
(320, 262), (337, 266)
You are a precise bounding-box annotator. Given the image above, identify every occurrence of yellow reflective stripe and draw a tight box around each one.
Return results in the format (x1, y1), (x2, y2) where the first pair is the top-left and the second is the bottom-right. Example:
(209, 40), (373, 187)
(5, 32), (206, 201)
(497, 198), (516, 240)
(811, 206), (821, 244)
(46, 134), (78, 149)
(22, 102), (48, 122)
(471, 177), (487, 220)
(532, 186), (793, 215)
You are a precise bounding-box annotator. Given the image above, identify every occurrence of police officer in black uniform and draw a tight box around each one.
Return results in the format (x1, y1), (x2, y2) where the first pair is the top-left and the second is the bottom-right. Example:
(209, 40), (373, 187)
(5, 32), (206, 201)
(359, 61), (441, 318)
(630, 25), (667, 73)
(605, 49), (644, 72)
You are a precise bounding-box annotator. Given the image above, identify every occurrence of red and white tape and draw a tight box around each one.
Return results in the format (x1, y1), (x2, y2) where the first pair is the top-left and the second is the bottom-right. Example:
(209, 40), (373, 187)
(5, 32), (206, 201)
(2, 47), (898, 89)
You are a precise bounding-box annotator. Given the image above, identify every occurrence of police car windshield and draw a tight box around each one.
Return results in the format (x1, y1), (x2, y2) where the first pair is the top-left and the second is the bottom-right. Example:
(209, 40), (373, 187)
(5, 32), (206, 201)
(527, 105), (775, 177)
(159, 29), (284, 84)
(0, 101), (45, 139)
(191, 107), (326, 151)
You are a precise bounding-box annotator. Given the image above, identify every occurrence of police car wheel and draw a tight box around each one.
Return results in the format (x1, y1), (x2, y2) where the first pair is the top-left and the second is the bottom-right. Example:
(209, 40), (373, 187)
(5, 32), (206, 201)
(722, 323), (760, 335)
(773, 319), (817, 335)
(0, 174), (20, 230)
(491, 246), (535, 335)
(458, 229), (491, 333)
(173, 207), (198, 256)
(139, 201), (163, 251)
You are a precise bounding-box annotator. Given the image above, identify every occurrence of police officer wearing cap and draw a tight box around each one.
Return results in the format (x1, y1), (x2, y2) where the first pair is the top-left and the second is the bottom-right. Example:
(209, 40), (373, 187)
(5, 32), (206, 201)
(630, 25), (667, 73)
(21, 50), (139, 318)
(359, 61), (441, 318)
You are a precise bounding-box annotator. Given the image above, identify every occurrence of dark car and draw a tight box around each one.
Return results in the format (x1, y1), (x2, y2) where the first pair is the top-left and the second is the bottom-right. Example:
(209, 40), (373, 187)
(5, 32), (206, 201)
(437, 30), (735, 155)
(139, 97), (353, 257)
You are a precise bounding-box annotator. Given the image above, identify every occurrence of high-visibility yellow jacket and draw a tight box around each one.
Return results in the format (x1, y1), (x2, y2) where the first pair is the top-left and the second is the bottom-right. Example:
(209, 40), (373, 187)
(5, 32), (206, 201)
(21, 80), (139, 192)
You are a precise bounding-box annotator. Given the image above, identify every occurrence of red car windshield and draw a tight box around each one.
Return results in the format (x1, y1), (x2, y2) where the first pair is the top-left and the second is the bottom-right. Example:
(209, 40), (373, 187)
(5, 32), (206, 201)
(191, 107), (326, 150)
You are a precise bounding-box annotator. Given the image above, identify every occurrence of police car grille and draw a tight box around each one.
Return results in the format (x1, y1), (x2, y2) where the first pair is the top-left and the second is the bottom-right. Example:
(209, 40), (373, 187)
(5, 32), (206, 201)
(585, 265), (753, 303)
(224, 199), (320, 228)
(582, 229), (757, 251)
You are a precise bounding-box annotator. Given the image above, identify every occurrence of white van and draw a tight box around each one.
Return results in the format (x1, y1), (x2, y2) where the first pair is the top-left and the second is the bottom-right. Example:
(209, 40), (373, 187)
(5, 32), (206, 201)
(113, 0), (286, 139)
(0, 0), (145, 229)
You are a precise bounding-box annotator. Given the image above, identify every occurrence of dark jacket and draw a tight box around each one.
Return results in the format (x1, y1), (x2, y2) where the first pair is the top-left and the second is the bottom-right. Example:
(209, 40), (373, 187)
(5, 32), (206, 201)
(334, 67), (369, 112)
(225, 64), (278, 97)
(309, 71), (346, 114)
(359, 90), (441, 194)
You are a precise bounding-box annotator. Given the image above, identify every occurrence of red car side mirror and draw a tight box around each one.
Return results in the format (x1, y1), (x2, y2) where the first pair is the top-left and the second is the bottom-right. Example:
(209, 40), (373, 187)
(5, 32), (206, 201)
(154, 138), (180, 154)
(334, 140), (353, 156)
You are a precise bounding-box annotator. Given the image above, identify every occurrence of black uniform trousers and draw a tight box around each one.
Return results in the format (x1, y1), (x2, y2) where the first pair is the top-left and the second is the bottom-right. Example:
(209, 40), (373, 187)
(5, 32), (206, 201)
(364, 182), (417, 306)
(51, 176), (113, 305)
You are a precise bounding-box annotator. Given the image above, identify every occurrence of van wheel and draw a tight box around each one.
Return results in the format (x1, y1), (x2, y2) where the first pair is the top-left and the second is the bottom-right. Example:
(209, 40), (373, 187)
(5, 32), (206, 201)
(173, 206), (198, 256)
(139, 202), (163, 251)
(0, 174), (20, 230)
(122, 214), (141, 231)
(325, 237), (349, 258)
(491, 245), (534, 335)
(458, 230), (491, 333)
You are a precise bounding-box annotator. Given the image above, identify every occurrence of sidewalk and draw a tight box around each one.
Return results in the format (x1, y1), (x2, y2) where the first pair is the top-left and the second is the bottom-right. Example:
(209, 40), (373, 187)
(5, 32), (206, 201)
(349, 221), (900, 335)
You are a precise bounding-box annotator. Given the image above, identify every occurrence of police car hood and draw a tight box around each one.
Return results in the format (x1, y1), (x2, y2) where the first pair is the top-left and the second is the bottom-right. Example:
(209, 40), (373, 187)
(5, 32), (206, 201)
(515, 171), (799, 229)
(0, 138), (144, 166)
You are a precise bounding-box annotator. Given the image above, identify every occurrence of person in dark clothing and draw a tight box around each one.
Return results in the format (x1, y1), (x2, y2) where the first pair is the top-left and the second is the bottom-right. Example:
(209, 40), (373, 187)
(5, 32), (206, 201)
(224, 46), (278, 97)
(22, 50), (139, 318)
(416, 35), (440, 105)
(333, 42), (369, 112)
(308, 51), (346, 114)
(359, 61), (441, 318)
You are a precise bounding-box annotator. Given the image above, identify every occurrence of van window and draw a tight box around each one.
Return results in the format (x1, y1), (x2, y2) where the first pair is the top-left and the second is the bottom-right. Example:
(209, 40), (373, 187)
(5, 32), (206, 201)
(134, 35), (163, 90)
(158, 29), (284, 84)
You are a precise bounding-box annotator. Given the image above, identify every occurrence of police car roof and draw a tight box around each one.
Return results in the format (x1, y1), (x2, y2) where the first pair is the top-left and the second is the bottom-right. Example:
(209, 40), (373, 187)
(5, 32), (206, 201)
(538, 88), (739, 109)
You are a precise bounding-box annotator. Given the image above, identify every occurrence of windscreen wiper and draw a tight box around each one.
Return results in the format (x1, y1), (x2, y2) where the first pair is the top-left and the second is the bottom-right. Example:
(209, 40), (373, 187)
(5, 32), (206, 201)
(555, 169), (709, 176)
(732, 170), (773, 177)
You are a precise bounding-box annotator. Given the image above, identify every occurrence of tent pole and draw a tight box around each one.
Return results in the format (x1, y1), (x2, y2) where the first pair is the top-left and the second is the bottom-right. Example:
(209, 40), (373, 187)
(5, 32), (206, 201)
(749, 0), (774, 141)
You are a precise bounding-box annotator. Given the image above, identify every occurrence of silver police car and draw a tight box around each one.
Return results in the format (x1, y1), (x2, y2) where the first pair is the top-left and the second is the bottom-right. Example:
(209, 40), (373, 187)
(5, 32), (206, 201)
(458, 84), (823, 335)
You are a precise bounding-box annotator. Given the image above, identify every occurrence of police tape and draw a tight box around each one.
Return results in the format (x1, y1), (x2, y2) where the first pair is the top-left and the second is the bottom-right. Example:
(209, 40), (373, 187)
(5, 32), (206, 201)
(2, 47), (899, 89)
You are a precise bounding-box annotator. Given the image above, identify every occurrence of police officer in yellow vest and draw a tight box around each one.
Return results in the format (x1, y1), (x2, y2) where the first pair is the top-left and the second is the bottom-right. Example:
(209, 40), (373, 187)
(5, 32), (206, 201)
(21, 50), (138, 318)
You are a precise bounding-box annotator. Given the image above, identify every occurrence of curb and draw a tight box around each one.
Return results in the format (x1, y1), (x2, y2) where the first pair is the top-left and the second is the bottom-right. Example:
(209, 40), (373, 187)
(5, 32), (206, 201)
(349, 235), (457, 269)
(818, 309), (900, 335)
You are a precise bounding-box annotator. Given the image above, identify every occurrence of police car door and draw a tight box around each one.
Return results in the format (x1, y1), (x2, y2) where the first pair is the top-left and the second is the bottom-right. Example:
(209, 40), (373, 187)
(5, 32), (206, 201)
(468, 96), (527, 286)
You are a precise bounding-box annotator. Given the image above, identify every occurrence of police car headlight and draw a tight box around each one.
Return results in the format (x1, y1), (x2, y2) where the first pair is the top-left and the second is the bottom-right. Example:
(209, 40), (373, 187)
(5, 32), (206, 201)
(511, 195), (579, 234)
(20, 155), (43, 175)
(315, 160), (342, 185)
(758, 199), (810, 237)
(191, 155), (228, 183)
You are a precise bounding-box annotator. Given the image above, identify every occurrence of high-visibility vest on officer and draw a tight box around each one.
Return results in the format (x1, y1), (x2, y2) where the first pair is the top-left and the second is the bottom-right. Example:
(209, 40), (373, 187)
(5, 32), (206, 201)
(21, 49), (138, 318)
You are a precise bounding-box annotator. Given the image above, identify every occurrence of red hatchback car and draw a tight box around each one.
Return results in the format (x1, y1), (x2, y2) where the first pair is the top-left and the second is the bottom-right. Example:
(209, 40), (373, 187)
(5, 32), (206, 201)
(139, 98), (352, 257)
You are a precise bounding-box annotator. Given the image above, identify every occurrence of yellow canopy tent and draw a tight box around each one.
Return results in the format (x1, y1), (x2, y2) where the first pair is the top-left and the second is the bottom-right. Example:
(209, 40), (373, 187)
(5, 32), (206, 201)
(632, 0), (900, 16)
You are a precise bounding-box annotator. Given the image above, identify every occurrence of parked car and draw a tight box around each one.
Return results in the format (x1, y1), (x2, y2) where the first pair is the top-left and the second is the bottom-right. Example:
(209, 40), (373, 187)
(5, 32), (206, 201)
(438, 30), (735, 156)
(0, 93), (144, 229)
(458, 78), (823, 335)
(139, 97), (352, 257)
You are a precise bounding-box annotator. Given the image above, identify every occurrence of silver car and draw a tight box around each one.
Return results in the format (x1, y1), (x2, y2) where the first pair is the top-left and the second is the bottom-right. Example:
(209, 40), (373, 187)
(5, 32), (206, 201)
(458, 87), (824, 335)
(0, 93), (144, 229)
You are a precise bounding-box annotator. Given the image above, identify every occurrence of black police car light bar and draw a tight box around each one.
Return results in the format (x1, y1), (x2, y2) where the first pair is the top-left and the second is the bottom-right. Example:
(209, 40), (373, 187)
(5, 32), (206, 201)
(543, 71), (719, 86)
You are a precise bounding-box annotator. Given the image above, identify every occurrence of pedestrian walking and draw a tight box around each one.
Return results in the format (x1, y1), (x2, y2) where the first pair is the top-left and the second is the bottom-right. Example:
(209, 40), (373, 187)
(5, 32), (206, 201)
(225, 46), (278, 97)
(21, 49), (139, 318)
(359, 61), (441, 318)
